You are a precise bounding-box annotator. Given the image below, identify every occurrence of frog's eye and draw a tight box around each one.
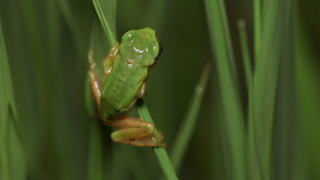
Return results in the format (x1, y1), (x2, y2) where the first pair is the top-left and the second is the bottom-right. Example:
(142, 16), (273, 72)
(154, 44), (162, 60)
(158, 44), (162, 57)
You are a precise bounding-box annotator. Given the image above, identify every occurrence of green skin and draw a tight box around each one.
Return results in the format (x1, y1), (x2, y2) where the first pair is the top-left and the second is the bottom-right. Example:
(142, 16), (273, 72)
(88, 28), (165, 147)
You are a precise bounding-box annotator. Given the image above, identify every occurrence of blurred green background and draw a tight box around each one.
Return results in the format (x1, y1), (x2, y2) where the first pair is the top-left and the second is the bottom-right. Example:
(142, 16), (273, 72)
(0, 0), (320, 179)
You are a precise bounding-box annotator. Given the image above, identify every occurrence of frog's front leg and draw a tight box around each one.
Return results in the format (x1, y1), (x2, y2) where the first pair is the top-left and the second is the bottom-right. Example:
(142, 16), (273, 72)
(102, 42), (119, 77)
(137, 81), (147, 98)
(104, 116), (166, 147)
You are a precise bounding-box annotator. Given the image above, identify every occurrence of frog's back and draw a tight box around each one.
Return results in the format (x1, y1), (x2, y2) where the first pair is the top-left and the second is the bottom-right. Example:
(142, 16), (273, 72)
(101, 55), (148, 121)
(100, 28), (161, 121)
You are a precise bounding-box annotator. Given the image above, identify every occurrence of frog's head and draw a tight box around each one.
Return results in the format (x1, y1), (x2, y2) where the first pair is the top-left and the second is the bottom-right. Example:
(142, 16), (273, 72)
(120, 27), (162, 68)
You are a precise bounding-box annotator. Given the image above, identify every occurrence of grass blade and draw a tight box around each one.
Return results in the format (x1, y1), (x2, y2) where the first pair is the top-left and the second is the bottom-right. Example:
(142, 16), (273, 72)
(250, 0), (293, 179)
(57, 0), (87, 53)
(254, 0), (262, 63)
(169, 62), (211, 172)
(237, 20), (259, 179)
(87, 121), (104, 180)
(272, 12), (295, 179)
(136, 99), (178, 180)
(0, 18), (10, 180)
(92, 0), (117, 45)
(217, 0), (238, 85)
(294, 2), (320, 179)
(238, 20), (252, 90)
(0, 18), (26, 180)
(204, 0), (246, 179)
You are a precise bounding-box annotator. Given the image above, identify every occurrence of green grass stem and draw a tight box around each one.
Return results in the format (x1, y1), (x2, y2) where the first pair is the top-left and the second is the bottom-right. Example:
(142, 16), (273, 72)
(57, 0), (86, 53)
(249, 0), (292, 179)
(0, 18), (10, 180)
(262, 0), (270, 26)
(254, 0), (262, 63)
(237, 20), (252, 91)
(169, 62), (211, 172)
(136, 99), (178, 180)
(0, 18), (26, 180)
(294, 3), (320, 178)
(92, 0), (117, 45)
(205, 0), (246, 179)
(217, 0), (238, 88)
(86, 121), (104, 180)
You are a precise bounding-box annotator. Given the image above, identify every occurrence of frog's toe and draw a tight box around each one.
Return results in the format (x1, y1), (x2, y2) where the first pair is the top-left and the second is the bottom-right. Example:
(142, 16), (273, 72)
(125, 131), (166, 147)
(153, 130), (166, 148)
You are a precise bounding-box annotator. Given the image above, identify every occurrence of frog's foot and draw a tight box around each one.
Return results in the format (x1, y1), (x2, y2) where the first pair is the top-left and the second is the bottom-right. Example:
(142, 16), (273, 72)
(128, 130), (166, 147)
(104, 116), (166, 147)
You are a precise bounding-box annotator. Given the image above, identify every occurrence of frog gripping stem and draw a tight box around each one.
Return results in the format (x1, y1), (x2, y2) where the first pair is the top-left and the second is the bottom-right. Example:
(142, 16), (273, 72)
(104, 115), (166, 147)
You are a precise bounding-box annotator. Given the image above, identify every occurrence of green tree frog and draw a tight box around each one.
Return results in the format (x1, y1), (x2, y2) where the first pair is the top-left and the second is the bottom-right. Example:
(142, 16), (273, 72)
(88, 27), (165, 147)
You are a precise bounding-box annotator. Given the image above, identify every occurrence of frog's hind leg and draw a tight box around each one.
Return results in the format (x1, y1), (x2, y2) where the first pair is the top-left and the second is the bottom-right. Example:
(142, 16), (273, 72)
(104, 116), (166, 147)
(88, 50), (103, 109)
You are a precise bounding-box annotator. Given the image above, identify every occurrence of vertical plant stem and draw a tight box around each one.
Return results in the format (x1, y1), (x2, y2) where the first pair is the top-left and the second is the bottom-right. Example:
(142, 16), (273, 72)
(136, 99), (178, 180)
(238, 20), (252, 90)
(254, 0), (261, 63)
(92, 0), (117, 45)
(217, 0), (240, 90)
(204, 0), (246, 180)
(169, 62), (211, 172)
(0, 18), (10, 180)
(250, 0), (292, 179)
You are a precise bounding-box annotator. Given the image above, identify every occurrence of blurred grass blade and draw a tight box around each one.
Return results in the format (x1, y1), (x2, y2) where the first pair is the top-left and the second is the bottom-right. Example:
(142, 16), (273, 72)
(272, 12), (295, 179)
(118, 146), (150, 180)
(294, 2), (320, 179)
(249, 0), (292, 179)
(96, 0), (117, 38)
(92, 0), (117, 45)
(85, 13), (113, 180)
(57, 0), (86, 52)
(217, 0), (238, 85)
(136, 99), (178, 180)
(204, 0), (246, 179)
(0, 18), (10, 180)
(169, 62), (211, 172)
(237, 22), (256, 179)
(262, 0), (271, 27)
(237, 20), (252, 90)
(87, 121), (104, 180)
(0, 18), (26, 180)
(254, 0), (262, 63)
(141, 1), (167, 30)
